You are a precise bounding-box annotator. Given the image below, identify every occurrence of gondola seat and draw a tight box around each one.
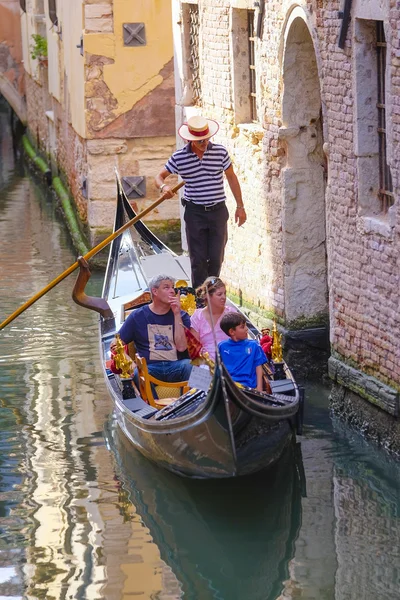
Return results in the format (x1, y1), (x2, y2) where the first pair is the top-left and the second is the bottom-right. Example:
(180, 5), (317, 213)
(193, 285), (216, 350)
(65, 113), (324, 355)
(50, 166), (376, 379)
(135, 354), (190, 409)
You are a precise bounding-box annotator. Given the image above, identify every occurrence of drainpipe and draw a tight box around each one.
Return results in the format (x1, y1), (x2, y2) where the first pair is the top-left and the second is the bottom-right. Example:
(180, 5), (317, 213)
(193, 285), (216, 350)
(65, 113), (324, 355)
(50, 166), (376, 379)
(256, 0), (265, 38)
(338, 0), (353, 49)
(22, 135), (51, 185)
(22, 134), (89, 256)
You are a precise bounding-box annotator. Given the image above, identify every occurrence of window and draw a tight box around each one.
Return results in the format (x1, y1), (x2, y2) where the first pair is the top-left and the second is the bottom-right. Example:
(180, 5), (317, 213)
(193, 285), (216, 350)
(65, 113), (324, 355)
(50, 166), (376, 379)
(376, 22), (393, 213)
(248, 11), (257, 122)
(20, 0), (26, 11)
(188, 4), (201, 105)
(231, 9), (257, 124)
(48, 0), (58, 26)
(354, 19), (393, 218)
(182, 2), (202, 106)
(36, 0), (45, 14)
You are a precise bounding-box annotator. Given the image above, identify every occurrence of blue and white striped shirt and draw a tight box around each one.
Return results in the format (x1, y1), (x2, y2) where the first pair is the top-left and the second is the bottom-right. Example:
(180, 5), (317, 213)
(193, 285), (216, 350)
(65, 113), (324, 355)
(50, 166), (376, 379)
(165, 142), (231, 204)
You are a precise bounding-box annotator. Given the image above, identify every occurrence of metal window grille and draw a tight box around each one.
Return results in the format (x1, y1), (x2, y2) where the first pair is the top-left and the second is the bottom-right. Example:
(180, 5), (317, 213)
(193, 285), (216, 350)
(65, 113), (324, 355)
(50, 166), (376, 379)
(248, 11), (257, 122)
(376, 21), (393, 213)
(189, 5), (202, 106)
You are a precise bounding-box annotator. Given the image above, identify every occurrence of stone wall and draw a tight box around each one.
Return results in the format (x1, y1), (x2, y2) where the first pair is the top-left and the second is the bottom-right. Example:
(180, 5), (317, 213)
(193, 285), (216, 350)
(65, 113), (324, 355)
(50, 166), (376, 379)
(25, 72), (50, 152)
(25, 70), (88, 223)
(173, 0), (400, 394)
(86, 135), (178, 245)
(24, 61), (180, 246)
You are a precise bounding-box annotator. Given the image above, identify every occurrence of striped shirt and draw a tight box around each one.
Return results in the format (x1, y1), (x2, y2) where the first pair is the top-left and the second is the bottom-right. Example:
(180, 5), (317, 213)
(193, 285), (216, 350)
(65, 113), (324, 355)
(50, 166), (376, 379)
(165, 142), (231, 205)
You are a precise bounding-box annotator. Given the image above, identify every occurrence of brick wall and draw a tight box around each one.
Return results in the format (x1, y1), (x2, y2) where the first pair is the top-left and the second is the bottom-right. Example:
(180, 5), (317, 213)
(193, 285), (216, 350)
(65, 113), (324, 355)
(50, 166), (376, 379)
(174, 0), (400, 388)
(25, 72), (51, 151)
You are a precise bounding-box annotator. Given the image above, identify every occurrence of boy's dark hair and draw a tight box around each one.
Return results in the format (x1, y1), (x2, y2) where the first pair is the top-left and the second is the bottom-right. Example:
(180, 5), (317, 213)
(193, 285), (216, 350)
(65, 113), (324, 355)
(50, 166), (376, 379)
(220, 312), (246, 335)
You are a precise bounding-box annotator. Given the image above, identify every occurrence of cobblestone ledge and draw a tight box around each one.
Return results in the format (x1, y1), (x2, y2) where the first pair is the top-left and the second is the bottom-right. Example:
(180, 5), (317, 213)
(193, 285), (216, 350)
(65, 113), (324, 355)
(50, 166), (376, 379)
(328, 356), (399, 417)
(330, 383), (400, 457)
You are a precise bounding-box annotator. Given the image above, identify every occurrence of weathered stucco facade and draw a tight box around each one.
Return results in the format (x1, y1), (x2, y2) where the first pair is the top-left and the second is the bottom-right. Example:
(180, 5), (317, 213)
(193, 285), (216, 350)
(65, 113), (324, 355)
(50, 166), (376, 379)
(172, 0), (400, 445)
(0, 0), (26, 121)
(18, 0), (180, 245)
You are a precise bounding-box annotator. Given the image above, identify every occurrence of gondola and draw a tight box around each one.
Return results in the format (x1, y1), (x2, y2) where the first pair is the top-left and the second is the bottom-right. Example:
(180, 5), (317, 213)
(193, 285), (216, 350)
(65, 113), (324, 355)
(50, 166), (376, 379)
(79, 178), (302, 478)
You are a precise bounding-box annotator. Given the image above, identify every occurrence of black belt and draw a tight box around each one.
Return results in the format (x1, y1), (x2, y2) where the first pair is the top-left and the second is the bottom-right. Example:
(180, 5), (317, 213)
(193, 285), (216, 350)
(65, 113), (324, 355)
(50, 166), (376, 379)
(182, 200), (225, 212)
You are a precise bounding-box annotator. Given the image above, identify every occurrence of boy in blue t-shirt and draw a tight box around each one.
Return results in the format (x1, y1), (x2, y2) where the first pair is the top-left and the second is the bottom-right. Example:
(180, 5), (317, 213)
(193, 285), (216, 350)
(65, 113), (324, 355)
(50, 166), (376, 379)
(218, 313), (266, 391)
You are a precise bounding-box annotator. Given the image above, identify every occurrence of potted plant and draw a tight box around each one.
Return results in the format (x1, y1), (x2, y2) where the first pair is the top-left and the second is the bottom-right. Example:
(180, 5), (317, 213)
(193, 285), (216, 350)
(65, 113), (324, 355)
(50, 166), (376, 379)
(30, 34), (48, 66)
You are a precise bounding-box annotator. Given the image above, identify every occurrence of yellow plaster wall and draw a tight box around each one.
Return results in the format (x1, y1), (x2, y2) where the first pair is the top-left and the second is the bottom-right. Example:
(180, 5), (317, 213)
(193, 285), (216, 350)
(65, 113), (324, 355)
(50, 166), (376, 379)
(59, 0), (86, 137)
(83, 0), (173, 118)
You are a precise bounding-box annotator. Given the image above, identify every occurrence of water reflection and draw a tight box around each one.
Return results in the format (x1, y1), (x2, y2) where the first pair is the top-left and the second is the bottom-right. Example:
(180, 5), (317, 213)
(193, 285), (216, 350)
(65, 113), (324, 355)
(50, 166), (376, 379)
(107, 421), (304, 600)
(286, 384), (400, 600)
(331, 419), (400, 600)
(0, 117), (180, 597)
(0, 99), (17, 190)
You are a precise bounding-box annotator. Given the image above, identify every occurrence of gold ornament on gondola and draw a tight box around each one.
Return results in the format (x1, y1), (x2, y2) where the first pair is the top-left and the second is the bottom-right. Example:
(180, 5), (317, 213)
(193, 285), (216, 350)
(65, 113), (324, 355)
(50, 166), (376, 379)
(201, 350), (215, 377)
(271, 320), (283, 363)
(180, 293), (196, 315)
(114, 334), (134, 378)
(175, 279), (196, 316)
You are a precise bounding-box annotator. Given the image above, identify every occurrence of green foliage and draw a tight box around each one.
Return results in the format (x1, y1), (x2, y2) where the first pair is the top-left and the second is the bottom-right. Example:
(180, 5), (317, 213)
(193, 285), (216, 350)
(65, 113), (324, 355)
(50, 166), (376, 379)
(30, 34), (48, 60)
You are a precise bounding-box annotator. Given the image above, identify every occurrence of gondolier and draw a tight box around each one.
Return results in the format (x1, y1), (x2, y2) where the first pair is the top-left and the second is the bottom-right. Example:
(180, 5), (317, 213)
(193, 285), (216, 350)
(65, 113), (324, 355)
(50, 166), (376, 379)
(155, 115), (246, 289)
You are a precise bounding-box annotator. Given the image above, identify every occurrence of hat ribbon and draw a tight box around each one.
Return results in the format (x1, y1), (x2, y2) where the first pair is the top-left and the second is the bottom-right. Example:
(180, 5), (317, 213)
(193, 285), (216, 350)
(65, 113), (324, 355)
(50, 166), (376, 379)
(188, 124), (210, 137)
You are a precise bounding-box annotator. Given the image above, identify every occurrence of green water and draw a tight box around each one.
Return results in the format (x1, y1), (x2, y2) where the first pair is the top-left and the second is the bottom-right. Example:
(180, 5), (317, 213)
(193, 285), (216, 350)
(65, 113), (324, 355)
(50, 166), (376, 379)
(0, 101), (399, 599)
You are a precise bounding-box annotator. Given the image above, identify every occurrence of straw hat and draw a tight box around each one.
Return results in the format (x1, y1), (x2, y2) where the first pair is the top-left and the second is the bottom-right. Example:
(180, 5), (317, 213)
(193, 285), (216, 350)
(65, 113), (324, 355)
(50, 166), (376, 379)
(178, 115), (219, 141)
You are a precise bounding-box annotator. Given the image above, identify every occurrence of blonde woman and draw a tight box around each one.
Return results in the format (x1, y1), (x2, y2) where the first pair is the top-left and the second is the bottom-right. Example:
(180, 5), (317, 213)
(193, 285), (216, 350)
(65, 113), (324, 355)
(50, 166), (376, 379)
(190, 276), (236, 361)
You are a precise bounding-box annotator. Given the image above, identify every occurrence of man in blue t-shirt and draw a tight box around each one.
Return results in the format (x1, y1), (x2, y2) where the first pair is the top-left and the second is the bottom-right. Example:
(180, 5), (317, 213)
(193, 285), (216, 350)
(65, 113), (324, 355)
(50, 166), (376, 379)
(118, 274), (192, 387)
(218, 313), (266, 391)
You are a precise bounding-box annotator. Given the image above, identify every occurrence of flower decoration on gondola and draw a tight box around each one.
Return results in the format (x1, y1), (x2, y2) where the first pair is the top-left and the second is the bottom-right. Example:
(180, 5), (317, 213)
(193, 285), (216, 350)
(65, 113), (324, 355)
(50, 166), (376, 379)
(182, 326), (215, 375)
(174, 280), (196, 316)
(182, 325), (203, 360)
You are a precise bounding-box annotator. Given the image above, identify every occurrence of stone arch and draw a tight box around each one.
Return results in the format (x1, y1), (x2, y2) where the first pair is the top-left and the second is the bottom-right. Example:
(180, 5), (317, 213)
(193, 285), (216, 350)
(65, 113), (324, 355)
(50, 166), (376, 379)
(279, 8), (328, 326)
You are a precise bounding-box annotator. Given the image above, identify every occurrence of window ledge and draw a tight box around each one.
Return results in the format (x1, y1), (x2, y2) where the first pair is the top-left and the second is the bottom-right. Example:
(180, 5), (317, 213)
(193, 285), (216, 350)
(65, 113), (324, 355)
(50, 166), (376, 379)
(233, 122), (264, 145)
(236, 122), (263, 134)
(358, 214), (394, 239)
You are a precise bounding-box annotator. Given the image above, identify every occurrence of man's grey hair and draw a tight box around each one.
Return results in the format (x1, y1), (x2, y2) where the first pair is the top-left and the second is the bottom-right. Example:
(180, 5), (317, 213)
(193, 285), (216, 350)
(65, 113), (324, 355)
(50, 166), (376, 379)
(148, 274), (175, 297)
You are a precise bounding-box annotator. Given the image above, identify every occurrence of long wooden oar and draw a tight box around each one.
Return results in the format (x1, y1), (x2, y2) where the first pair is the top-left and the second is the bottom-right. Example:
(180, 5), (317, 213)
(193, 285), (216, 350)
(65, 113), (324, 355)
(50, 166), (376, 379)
(0, 180), (185, 331)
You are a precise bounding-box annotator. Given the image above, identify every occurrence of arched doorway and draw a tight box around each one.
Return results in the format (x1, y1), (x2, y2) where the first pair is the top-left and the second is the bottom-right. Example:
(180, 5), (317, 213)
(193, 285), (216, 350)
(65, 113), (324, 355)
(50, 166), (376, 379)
(280, 10), (328, 327)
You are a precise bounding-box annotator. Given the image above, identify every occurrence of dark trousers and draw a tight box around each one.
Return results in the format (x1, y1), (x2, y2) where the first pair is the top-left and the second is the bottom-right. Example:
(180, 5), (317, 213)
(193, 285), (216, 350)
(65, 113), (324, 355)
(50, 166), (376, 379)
(183, 202), (229, 289)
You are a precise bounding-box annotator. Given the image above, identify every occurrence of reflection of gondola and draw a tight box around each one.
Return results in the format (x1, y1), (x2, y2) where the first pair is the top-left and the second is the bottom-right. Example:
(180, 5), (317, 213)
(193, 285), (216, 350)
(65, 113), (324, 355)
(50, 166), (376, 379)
(93, 180), (301, 478)
(106, 418), (304, 600)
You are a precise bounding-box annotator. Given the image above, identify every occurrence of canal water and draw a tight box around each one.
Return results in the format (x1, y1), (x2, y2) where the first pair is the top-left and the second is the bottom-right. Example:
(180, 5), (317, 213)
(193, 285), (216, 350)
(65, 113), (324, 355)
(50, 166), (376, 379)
(0, 100), (399, 600)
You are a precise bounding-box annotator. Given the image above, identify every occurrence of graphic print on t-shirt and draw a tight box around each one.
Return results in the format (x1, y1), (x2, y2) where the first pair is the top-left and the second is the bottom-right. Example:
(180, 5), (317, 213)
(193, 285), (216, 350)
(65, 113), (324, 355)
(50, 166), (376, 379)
(148, 324), (177, 361)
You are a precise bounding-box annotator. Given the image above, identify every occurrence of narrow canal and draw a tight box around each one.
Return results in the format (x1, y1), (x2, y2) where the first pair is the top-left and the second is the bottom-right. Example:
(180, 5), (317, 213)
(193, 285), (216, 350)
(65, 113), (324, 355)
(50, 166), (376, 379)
(0, 100), (399, 600)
